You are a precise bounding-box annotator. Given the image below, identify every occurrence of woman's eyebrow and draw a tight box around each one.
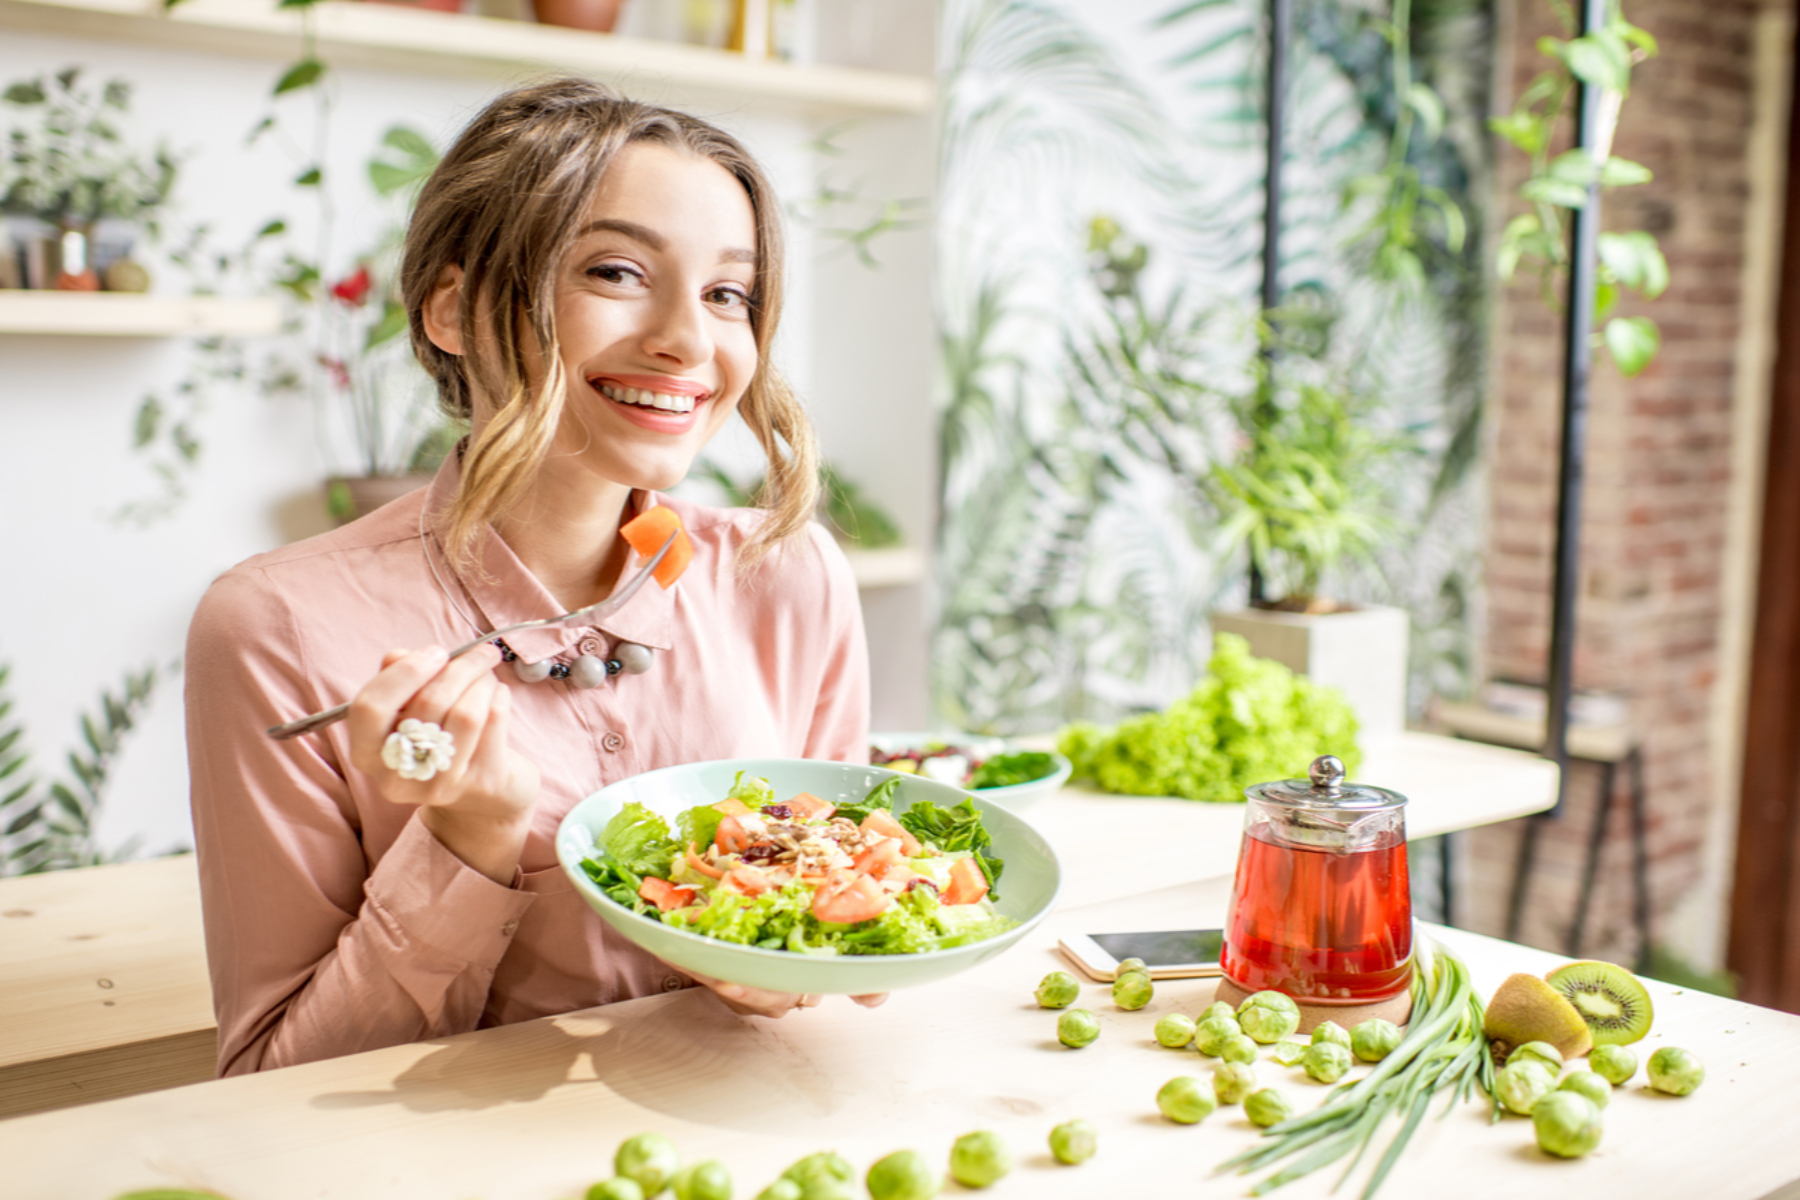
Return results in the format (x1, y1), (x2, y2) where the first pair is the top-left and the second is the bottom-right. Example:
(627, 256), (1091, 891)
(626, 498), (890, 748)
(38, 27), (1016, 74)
(576, 219), (755, 265)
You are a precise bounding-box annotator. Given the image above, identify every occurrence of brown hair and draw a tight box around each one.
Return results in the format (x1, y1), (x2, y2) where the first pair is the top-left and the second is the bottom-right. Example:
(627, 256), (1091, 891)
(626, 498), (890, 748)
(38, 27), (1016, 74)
(402, 76), (819, 571)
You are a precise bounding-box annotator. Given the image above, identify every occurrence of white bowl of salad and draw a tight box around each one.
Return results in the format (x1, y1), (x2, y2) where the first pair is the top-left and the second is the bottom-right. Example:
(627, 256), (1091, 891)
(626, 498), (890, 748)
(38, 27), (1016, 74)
(868, 732), (1072, 810)
(556, 758), (1062, 995)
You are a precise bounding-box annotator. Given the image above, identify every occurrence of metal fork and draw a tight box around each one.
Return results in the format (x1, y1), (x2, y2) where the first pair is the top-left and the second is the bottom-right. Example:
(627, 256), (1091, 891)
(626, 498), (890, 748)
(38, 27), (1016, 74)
(265, 531), (677, 740)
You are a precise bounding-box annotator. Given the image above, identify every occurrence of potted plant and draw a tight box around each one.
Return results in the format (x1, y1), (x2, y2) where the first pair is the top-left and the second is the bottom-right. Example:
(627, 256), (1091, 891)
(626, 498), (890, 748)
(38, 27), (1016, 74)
(1204, 375), (1417, 737)
(0, 68), (176, 291)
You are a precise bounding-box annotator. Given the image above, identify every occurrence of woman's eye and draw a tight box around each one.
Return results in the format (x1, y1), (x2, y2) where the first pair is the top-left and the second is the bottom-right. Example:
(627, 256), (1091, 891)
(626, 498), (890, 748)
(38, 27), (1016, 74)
(707, 286), (751, 310)
(587, 263), (641, 285)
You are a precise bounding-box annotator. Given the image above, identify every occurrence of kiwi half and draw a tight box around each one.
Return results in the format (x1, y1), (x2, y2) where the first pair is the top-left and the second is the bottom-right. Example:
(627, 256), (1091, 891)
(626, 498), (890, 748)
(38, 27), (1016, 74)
(1545, 960), (1653, 1046)
(1483, 973), (1593, 1061)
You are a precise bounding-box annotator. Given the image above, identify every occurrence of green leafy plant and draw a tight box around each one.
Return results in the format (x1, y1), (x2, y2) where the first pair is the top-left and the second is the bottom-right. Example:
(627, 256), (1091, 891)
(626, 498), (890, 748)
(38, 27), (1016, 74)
(1491, 6), (1666, 375)
(0, 660), (163, 876)
(1056, 633), (1361, 802)
(0, 67), (177, 226)
(697, 460), (904, 548)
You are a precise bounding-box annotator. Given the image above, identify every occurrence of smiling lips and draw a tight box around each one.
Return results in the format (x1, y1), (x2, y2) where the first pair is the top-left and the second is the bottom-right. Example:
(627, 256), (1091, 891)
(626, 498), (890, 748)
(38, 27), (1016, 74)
(595, 379), (708, 415)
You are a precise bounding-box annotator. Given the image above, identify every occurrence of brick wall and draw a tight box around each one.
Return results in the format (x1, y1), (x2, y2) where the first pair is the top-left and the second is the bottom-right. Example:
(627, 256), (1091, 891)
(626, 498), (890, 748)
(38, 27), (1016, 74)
(1458, 0), (1781, 968)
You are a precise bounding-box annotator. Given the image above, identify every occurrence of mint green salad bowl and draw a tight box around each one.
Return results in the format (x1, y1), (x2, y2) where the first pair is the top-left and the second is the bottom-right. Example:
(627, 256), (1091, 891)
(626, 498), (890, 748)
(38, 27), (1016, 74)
(556, 757), (1063, 995)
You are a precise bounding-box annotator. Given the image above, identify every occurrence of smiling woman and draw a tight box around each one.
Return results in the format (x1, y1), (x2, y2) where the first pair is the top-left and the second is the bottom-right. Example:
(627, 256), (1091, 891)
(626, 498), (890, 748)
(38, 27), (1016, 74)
(183, 78), (878, 1078)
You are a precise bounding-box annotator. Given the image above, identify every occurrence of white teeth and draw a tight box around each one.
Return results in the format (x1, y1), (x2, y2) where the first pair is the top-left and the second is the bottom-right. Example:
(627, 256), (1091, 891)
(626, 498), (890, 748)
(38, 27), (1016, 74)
(599, 383), (696, 414)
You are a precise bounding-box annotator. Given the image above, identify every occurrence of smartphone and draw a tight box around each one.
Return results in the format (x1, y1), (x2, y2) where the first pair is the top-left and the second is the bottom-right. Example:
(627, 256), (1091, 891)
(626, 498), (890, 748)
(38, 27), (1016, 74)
(1058, 929), (1225, 981)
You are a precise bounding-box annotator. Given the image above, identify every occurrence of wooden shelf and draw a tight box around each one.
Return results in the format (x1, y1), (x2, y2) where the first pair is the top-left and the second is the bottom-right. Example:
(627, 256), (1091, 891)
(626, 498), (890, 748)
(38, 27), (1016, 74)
(0, 0), (935, 118)
(844, 545), (926, 590)
(0, 290), (283, 337)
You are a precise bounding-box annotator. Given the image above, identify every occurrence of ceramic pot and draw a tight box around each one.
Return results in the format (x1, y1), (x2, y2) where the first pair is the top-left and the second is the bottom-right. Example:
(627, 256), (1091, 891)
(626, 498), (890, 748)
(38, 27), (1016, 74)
(531, 0), (623, 31)
(1210, 603), (1411, 737)
(326, 473), (434, 525)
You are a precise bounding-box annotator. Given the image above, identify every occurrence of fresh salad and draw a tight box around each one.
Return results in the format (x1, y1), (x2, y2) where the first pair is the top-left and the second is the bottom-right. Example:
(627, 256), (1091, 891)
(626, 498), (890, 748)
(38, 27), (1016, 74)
(870, 742), (1060, 790)
(579, 773), (1017, 956)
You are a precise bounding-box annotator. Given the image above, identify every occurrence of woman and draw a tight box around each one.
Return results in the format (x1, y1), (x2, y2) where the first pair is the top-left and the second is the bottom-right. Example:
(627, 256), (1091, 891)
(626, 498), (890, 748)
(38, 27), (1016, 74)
(186, 78), (874, 1076)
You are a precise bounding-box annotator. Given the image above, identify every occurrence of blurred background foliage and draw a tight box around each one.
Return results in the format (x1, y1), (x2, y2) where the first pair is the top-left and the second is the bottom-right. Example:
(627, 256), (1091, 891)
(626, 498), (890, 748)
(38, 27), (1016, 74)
(932, 0), (1495, 733)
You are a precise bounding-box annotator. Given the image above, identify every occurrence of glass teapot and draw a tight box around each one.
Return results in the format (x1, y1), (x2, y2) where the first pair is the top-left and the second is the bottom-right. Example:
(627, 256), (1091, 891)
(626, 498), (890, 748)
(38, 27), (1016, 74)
(1220, 755), (1413, 1003)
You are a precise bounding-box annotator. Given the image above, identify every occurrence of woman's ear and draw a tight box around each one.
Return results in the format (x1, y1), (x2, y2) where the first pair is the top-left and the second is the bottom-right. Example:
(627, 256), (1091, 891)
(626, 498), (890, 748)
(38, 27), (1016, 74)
(422, 264), (465, 356)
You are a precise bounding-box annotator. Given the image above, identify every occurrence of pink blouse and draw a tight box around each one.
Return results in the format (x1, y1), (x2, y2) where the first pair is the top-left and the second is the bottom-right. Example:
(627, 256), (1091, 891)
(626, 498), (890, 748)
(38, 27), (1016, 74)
(185, 460), (870, 1076)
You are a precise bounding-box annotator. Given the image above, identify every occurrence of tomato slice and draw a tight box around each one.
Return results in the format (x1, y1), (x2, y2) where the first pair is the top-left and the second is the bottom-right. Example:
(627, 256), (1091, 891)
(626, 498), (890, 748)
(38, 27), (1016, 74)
(853, 836), (906, 879)
(811, 868), (891, 924)
(715, 815), (755, 854)
(783, 792), (836, 821)
(860, 809), (921, 856)
(618, 505), (694, 589)
(942, 856), (990, 905)
(638, 877), (697, 912)
(722, 864), (779, 897)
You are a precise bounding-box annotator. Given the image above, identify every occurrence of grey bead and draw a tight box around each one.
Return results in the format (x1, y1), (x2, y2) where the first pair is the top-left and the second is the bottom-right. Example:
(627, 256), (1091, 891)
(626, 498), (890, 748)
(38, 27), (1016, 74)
(616, 641), (654, 675)
(512, 657), (552, 684)
(568, 654), (609, 689)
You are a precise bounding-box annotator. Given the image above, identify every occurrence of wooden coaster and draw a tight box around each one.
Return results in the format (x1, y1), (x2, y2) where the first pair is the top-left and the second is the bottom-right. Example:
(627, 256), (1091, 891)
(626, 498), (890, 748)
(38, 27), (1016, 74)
(1214, 976), (1414, 1034)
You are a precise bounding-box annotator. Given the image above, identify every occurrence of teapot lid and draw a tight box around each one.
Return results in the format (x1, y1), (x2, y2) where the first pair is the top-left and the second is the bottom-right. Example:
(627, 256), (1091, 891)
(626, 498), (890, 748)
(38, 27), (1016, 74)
(1244, 754), (1407, 810)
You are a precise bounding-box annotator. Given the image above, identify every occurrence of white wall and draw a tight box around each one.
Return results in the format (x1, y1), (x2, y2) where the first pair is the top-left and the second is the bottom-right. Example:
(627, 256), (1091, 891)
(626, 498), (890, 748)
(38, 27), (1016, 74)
(0, 12), (935, 862)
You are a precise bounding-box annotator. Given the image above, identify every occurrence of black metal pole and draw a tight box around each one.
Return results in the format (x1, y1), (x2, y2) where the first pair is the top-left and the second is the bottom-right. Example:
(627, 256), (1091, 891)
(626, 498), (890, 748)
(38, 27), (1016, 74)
(1505, 0), (1607, 941)
(1543, 0), (1608, 812)
(1252, 0), (1290, 606)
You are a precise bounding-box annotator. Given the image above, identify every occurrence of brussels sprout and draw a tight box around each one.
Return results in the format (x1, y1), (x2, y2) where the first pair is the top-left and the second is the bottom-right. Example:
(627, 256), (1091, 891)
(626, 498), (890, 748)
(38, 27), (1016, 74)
(1213, 1061), (1257, 1105)
(1200, 1001), (1238, 1025)
(587, 1180), (646, 1200)
(1238, 991), (1301, 1043)
(1117, 957), (1148, 976)
(948, 1131), (1011, 1188)
(752, 1182), (802, 1200)
(1269, 1039), (1310, 1067)
(1244, 1087), (1294, 1128)
(671, 1161), (732, 1200)
(1058, 1007), (1101, 1048)
(1154, 1013), (1197, 1048)
(1310, 1020), (1351, 1051)
(865, 1149), (939, 1200)
(1588, 1044), (1638, 1086)
(1156, 1075), (1216, 1124)
(1509, 1041), (1564, 1073)
(616, 1134), (682, 1195)
(1350, 1018), (1402, 1063)
(1048, 1119), (1097, 1166)
(1647, 1047), (1706, 1096)
(1495, 1060), (1557, 1116)
(1557, 1070), (1612, 1110)
(1219, 1033), (1260, 1065)
(780, 1152), (855, 1200)
(1193, 1016), (1241, 1057)
(1532, 1090), (1603, 1158)
(1303, 1041), (1353, 1084)
(1035, 971), (1080, 1009)
(1112, 970), (1154, 1011)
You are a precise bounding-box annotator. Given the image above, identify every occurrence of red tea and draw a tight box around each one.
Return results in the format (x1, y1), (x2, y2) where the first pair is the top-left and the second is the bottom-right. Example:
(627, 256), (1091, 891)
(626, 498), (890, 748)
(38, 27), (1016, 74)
(1222, 825), (1413, 1002)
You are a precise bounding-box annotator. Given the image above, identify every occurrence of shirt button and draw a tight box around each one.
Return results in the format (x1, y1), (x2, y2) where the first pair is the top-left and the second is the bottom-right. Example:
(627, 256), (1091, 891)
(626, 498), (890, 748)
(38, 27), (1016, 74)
(501, 921), (519, 936)
(662, 976), (686, 992)
(577, 631), (606, 657)
(602, 732), (625, 752)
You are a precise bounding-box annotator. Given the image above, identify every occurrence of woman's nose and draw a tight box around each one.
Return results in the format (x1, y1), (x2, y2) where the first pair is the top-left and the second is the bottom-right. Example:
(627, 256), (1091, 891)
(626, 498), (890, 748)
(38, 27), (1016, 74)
(641, 290), (712, 367)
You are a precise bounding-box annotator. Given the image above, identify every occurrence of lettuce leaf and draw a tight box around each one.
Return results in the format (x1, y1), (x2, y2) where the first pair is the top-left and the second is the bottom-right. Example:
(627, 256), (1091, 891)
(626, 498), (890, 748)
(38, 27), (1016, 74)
(834, 775), (902, 824)
(676, 804), (725, 854)
(898, 797), (1005, 895)
(597, 801), (679, 882)
(725, 771), (775, 809)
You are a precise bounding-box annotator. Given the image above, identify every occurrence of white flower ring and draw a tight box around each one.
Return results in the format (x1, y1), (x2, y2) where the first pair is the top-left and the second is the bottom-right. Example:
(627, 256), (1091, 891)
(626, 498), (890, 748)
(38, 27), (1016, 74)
(381, 718), (457, 782)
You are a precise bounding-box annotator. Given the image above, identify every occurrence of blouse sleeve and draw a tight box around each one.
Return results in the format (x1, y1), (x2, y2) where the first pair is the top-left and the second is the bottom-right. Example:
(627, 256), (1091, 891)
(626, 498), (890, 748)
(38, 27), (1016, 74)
(185, 565), (534, 1076)
(797, 525), (872, 765)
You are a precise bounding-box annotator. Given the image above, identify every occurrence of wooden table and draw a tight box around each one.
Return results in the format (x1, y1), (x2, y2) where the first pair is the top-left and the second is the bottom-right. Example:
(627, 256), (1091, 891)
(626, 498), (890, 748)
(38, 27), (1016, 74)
(0, 730), (1557, 1122)
(4, 871), (1797, 1200)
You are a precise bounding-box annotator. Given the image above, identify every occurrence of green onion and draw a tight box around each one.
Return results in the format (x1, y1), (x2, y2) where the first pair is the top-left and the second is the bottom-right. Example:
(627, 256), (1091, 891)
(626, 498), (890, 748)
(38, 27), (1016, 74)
(1217, 939), (1496, 1199)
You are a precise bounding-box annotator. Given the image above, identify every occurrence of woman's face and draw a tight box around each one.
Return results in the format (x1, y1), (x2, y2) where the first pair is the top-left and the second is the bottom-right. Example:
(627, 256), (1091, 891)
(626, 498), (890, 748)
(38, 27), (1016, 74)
(543, 141), (760, 496)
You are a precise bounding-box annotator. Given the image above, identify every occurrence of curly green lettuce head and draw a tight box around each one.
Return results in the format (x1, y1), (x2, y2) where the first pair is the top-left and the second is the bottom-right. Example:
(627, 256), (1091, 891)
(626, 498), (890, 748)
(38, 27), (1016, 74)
(1058, 633), (1360, 802)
